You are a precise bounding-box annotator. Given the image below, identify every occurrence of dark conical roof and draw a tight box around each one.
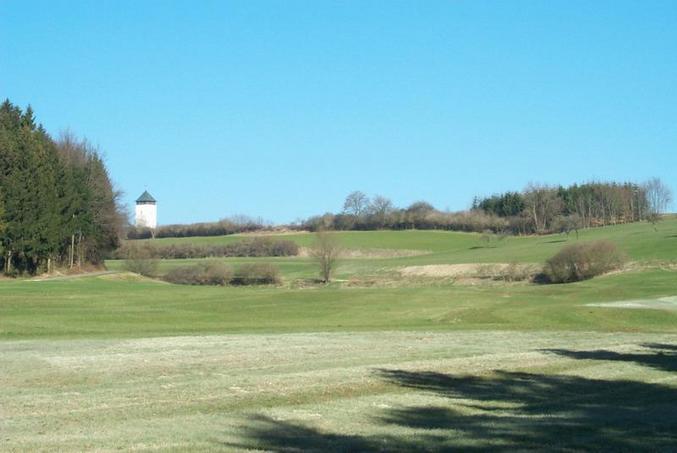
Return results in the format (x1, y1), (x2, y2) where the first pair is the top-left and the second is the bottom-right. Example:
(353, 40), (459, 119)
(136, 190), (156, 203)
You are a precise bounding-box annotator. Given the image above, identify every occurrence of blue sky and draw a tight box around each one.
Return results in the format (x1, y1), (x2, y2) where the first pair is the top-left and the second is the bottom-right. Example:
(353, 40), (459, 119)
(2, 0), (675, 224)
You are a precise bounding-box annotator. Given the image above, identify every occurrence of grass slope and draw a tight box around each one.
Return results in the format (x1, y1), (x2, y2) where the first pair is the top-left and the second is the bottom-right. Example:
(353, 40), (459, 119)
(133, 217), (677, 263)
(2, 219), (677, 451)
(1, 268), (676, 339)
(108, 218), (677, 281)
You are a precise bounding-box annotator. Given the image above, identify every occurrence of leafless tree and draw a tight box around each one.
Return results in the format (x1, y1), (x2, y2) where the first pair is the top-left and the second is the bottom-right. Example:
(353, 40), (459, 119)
(369, 195), (394, 228)
(343, 191), (369, 217)
(553, 214), (583, 239)
(310, 230), (342, 283)
(523, 183), (562, 233)
(643, 177), (673, 229)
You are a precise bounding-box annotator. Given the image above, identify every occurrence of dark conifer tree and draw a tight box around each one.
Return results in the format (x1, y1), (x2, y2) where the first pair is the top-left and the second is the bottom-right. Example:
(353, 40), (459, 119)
(0, 100), (125, 274)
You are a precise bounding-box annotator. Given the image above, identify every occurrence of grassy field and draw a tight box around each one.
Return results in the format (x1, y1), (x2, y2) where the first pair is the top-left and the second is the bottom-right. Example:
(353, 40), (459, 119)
(1, 220), (677, 451)
(106, 217), (677, 282)
(3, 331), (676, 451)
(1, 269), (677, 340)
(134, 216), (677, 263)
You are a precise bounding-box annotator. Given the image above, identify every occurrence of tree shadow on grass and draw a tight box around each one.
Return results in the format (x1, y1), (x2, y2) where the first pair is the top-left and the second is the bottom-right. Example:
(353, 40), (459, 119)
(225, 413), (474, 452)
(544, 342), (677, 372)
(226, 346), (677, 452)
(225, 414), (393, 452)
(376, 369), (677, 448)
(644, 342), (677, 352)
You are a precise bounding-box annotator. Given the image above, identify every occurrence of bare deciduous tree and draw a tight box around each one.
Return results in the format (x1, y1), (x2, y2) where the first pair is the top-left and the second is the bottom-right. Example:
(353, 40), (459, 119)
(523, 183), (562, 233)
(310, 230), (342, 283)
(369, 195), (394, 228)
(556, 214), (583, 239)
(343, 191), (369, 217)
(643, 177), (673, 229)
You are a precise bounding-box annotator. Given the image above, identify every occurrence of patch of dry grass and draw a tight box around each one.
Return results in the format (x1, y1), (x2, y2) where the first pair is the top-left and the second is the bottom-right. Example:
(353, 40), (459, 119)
(399, 263), (540, 283)
(2, 331), (676, 451)
(298, 246), (429, 259)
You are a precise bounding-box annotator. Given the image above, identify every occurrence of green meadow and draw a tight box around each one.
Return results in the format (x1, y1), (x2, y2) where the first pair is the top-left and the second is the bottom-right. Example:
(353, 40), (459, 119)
(135, 215), (677, 262)
(1, 219), (677, 451)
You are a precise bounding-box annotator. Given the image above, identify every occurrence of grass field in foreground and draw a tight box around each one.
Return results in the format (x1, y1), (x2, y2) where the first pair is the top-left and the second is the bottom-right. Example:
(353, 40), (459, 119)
(2, 220), (677, 450)
(2, 331), (676, 451)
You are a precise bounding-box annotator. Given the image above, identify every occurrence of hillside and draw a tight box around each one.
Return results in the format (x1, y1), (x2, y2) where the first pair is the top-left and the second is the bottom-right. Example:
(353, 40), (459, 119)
(110, 218), (677, 282)
(2, 218), (676, 451)
(132, 216), (677, 261)
(2, 218), (675, 340)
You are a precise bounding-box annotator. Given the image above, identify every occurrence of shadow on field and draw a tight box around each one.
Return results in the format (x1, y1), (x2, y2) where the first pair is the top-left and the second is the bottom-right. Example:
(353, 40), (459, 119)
(226, 415), (385, 451)
(376, 369), (677, 451)
(545, 342), (677, 372)
(227, 345), (677, 452)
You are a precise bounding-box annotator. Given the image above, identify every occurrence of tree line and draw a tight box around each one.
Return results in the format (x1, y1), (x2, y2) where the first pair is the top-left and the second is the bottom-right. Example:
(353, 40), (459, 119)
(115, 237), (298, 259)
(297, 180), (672, 235)
(0, 101), (125, 274)
(127, 215), (269, 239)
(474, 180), (672, 234)
(297, 195), (506, 233)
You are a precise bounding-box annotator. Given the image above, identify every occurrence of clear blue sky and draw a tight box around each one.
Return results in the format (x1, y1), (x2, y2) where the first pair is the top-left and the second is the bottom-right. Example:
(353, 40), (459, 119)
(2, 0), (675, 224)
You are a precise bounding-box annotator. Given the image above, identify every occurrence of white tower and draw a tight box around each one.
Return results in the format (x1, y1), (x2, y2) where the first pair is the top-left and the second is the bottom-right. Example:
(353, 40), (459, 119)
(135, 190), (157, 229)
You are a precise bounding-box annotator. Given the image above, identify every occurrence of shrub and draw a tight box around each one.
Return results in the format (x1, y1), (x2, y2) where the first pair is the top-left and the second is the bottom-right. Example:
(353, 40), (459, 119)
(114, 238), (299, 260)
(231, 263), (280, 285)
(123, 258), (159, 277)
(114, 243), (155, 259)
(501, 262), (535, 282)
(164, 262), (232, 286)
(473, 263), (536, 282)
(543, 240), (626, 283)
(122, 245), (159, 277)
(127, 216), (268, 239)
(310, 231), (341, 283)
(126, 226), (154, 240)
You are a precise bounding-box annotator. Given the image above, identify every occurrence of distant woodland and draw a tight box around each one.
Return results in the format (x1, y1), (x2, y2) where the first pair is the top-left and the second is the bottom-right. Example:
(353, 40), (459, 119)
(0, 101), (125, 274)
(129, 179), (672, 242)
(300, 181), (671, 235)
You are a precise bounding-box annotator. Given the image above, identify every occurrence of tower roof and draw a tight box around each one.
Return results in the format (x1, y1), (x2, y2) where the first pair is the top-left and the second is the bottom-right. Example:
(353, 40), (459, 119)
(136, 190), (156, 203)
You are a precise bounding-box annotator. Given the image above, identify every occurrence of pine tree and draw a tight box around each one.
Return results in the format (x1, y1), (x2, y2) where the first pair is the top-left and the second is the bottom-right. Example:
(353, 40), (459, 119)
(0, 101), (125, 274)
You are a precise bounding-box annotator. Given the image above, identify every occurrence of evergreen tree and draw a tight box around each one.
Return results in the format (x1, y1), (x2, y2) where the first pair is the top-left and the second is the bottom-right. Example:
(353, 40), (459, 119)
(0, 100), (125, 274)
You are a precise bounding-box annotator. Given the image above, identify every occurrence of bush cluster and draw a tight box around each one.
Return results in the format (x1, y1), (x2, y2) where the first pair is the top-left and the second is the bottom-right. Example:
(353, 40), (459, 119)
(122, 258), (159, 277)
(299, 210), (510, 234)
(164, 262), (232, 286)
(543, 240), (626, 283)
(115, 238), (298, 260)
(127, 216), (267, 239)
(230, 263), (280, 285)
(162, 262), (280, 286)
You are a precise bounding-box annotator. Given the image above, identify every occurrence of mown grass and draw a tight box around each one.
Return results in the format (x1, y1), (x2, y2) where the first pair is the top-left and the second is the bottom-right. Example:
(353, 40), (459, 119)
(2, 331), (676, 451)
(1, 267), (676, 339)
(2, 219), (677, 451)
